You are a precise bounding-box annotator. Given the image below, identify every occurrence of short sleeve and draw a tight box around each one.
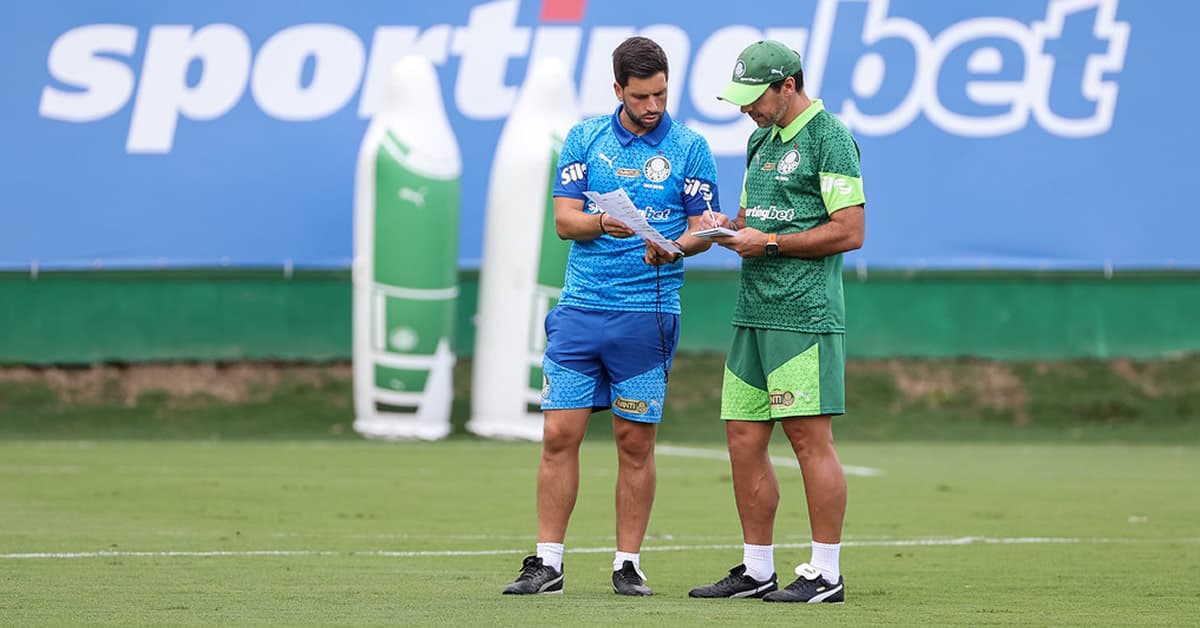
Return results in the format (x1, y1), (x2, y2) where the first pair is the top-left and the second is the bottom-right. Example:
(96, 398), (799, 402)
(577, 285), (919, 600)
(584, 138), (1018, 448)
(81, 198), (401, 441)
(818, 125), (865, 213)
(681, 135), (720, 216)
(553, 123), (589, 199)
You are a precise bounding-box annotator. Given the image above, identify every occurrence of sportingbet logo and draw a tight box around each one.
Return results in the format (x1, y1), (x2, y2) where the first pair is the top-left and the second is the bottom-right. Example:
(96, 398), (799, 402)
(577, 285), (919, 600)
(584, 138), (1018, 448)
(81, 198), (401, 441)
(746, 206), (798, 221)
(38, 0), (1128, 154)
(642, 206), (671, 221)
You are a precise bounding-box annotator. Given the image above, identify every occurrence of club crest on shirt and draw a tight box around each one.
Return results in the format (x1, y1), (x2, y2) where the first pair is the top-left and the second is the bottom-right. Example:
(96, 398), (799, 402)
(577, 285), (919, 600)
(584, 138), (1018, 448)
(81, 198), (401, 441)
(777, 150), (801, 175)
(643, 156), (671, 183)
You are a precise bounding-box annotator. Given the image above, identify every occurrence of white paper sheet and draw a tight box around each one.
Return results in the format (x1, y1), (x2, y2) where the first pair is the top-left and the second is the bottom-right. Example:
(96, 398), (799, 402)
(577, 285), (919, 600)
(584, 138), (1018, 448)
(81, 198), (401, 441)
(692, 226), (738, 239)
(583, 188), (681, 255)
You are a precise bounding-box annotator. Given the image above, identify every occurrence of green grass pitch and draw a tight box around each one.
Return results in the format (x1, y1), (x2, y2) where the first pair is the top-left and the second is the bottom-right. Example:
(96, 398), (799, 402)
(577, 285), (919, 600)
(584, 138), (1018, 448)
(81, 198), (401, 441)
(2, 439), (1198, 626)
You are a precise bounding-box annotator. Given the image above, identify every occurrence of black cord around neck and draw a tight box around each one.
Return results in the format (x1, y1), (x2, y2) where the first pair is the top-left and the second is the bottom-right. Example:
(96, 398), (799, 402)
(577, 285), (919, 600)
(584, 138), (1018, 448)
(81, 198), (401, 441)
(655, 264), (669, 383)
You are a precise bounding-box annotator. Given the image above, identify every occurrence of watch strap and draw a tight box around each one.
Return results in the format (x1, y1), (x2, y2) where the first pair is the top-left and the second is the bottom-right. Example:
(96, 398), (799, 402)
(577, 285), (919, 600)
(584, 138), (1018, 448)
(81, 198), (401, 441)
(765, 233), (779, 256)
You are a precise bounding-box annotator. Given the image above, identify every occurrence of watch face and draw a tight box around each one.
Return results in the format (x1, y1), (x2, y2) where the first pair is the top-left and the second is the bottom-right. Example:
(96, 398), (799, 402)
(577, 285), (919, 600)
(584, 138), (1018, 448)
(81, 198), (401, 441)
(765, 243), (779, 257)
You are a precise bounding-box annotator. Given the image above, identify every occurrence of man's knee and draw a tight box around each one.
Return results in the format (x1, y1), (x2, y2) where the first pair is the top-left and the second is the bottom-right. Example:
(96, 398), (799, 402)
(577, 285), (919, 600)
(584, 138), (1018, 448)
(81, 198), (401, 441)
(725, 421), (772, 462)
(614, 419), (656, 463)
(782, 417), (834, 461)
(726, 423), (758, 451)
(542, 415), (587, 457)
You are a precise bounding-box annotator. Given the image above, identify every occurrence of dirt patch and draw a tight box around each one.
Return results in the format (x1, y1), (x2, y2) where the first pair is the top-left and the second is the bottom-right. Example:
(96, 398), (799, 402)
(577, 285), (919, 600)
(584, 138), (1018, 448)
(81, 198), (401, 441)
(851, 359), (1030, 426)
(0, 362), (351, 407)
(1109, 358), (1162, 398)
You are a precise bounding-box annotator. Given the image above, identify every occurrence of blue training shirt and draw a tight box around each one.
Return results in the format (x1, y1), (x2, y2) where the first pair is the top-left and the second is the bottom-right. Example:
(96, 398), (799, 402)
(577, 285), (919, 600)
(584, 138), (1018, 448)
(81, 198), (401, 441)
(553, 105), (720, 314)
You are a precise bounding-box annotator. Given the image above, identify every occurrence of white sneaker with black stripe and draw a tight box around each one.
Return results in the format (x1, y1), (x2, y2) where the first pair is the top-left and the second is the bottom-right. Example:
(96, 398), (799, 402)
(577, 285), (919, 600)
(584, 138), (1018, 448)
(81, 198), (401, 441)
(762, 563), (844, 603)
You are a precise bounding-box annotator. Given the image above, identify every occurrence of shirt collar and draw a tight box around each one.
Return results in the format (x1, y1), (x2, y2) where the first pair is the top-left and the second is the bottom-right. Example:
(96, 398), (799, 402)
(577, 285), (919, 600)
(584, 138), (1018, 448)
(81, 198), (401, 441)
(771, 99), (825, 143)
(610, 105), (673, 147)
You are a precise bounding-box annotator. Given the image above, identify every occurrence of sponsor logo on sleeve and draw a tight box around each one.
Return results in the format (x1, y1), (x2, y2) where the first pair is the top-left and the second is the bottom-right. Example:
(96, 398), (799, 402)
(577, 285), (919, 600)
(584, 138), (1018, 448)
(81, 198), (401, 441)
(820, 174), (854, 196)
(559, 161), (587, 186)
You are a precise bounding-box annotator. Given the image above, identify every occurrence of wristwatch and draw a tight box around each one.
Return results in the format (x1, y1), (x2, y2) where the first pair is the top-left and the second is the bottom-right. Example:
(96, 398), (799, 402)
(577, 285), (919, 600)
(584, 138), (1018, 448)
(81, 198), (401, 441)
(765, 233), (779, 257)
(671, 240), (684, 263)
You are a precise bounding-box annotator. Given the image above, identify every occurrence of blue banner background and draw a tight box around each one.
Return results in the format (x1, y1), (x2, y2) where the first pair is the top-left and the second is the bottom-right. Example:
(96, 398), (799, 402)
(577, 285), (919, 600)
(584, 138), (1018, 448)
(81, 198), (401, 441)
(1, 0), (1194, 270)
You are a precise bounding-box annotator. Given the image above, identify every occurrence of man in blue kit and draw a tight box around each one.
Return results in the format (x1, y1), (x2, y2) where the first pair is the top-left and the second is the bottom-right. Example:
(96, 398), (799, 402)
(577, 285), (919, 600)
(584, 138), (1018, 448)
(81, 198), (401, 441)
(502, 36), (722, 597)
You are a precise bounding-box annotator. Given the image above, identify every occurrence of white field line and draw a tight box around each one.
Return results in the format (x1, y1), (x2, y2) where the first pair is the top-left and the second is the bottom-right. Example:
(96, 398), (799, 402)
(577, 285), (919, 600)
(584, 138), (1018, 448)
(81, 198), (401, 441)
(0, 465), (81, 474)
(5, 536), (1198, 560)
(657, 444), (883, 477)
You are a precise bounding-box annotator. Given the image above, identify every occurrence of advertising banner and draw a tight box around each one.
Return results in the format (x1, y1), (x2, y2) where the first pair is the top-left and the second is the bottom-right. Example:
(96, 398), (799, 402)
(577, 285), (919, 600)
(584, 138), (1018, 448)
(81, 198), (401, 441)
(2, 0), (1192, 270)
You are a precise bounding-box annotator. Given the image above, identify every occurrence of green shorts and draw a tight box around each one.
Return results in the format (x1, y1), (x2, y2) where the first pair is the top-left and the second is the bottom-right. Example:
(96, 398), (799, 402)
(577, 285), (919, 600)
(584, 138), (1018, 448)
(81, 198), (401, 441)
(720, 327), (845, 421)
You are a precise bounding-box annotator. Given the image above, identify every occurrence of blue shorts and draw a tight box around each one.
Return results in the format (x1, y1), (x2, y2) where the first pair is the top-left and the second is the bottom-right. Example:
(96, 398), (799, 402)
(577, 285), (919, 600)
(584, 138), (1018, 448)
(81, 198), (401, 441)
(541, 306), (680, 423)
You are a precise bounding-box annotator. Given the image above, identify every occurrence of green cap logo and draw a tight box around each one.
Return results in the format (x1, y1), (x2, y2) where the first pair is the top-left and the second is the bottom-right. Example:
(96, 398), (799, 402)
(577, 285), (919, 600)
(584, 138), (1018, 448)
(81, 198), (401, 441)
(717, 40), (803, 107)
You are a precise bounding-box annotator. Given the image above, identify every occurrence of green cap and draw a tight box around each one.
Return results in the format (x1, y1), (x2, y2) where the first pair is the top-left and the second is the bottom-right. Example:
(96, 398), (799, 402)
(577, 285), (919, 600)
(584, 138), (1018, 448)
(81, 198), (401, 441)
(717, 40), (803, 106)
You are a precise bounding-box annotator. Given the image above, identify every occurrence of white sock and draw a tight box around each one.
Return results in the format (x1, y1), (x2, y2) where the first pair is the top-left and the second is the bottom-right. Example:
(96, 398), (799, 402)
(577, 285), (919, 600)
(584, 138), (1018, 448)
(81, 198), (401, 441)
(810, 540), (841, 583)
(614, 549), (643, 573)
(613, 551), (640, 573)
(536, 542), (564, 572)
(742, 543), (775, 582)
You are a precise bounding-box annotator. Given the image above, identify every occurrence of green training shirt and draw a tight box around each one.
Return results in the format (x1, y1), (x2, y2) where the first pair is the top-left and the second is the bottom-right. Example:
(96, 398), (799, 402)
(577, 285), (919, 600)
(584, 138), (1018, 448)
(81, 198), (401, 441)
(735, 99), (865, 333)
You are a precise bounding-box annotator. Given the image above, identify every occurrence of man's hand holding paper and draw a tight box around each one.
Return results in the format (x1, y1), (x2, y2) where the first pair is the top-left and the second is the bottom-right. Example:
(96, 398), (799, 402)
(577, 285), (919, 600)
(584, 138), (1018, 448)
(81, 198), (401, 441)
(583, 189), (681, 256)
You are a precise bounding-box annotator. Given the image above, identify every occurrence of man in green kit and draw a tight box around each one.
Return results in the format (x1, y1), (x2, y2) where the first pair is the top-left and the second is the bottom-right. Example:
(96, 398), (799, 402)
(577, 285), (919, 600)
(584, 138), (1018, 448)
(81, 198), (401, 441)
(688, 40), (865, 604)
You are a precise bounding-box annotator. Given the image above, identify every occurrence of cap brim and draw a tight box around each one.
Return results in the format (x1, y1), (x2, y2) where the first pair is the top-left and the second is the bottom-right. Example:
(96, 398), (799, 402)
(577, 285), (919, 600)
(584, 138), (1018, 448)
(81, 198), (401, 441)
(717, 81), (769, 107)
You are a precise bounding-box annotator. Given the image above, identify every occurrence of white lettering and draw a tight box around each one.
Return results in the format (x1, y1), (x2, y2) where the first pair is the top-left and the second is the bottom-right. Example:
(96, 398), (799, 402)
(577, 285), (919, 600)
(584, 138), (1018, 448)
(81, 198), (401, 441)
(640, 24), (690, 117)
(683, 177), (712, 199)
(39, 25), (138, 122)
(1030, 0), (1129, 137)
(252, 24), (365, 121)
(527, 26), (583, 97)
(451, 0), (530, 119)
(569, 22), (691, 117)
(921, 17), (1033, 137)
(830, 0), (1127, 138)
(643, 207), (670, 220)
(559, 162), (586, 186)
(745, 206), (797, 221)
(821, 175), (853, 196)
(688, 26), (761, 122)
(358, 26), (452, 118)
(802, 0), (841, 99)
(835, 0), (932, 136)
(685, 26), (807, 156)
(36, 0), (1130, 154)
(127, 24), (251, 153)
(579, 26), (632, 117)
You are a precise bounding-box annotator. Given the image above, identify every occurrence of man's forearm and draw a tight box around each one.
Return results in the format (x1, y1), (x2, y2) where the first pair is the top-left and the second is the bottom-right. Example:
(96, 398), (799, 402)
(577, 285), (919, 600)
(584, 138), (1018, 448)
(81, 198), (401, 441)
(555, 211), (605, 241)
(777, 207), (865, 258)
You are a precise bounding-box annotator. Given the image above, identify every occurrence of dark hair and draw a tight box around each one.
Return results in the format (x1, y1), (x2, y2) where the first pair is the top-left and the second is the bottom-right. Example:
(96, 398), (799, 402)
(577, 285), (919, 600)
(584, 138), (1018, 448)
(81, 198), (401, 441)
(612, 36), (669, 87)
(768, 68), (805, 93)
